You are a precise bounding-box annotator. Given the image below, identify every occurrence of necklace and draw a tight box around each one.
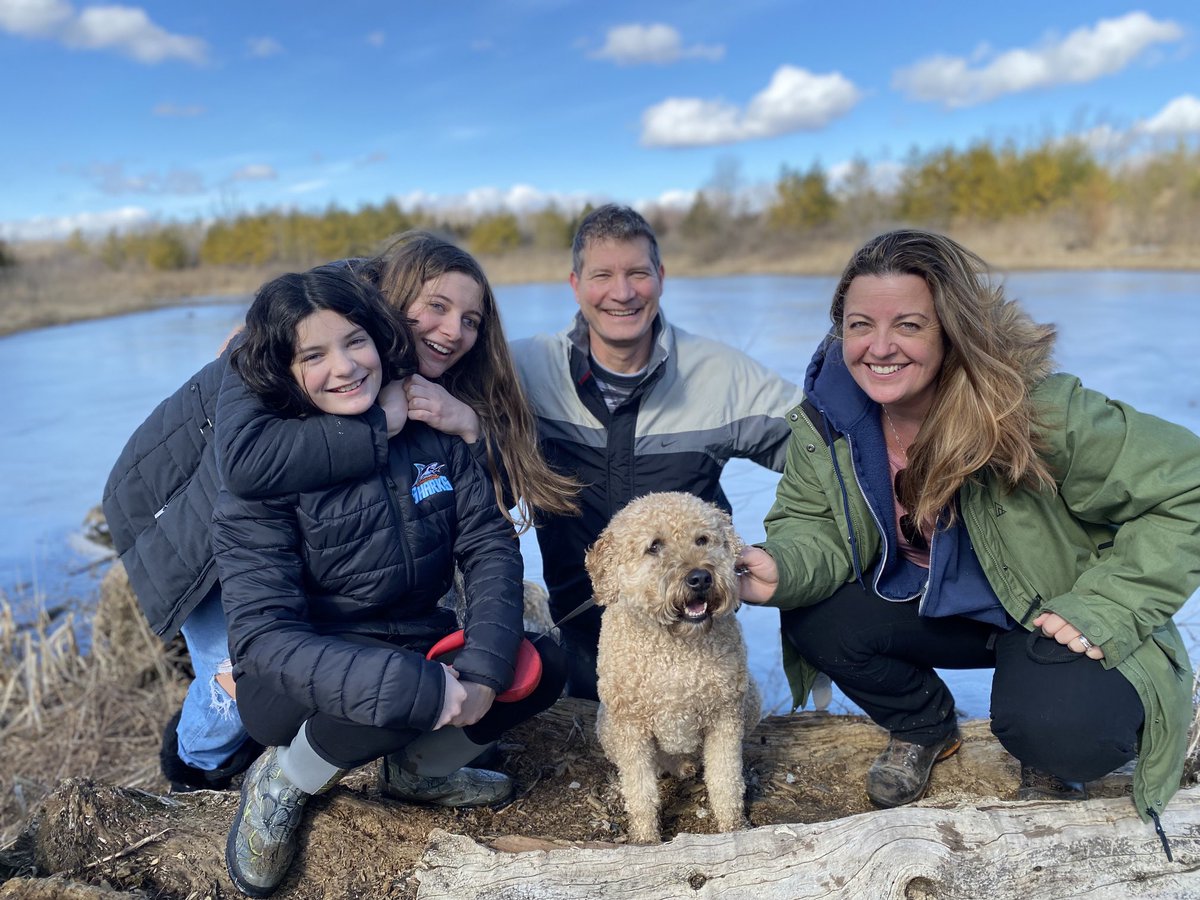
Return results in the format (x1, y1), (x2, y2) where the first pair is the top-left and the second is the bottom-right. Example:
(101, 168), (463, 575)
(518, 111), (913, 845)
(881, 405), (909, 460)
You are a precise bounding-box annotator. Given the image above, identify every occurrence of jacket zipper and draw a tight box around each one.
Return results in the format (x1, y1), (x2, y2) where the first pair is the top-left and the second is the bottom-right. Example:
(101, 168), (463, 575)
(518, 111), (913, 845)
(382, 470), (413, 583)
(841, 434), (921, 603)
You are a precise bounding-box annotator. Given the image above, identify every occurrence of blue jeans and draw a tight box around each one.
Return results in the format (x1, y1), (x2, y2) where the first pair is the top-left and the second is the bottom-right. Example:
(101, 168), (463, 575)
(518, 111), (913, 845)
(176, 584), (252, 770)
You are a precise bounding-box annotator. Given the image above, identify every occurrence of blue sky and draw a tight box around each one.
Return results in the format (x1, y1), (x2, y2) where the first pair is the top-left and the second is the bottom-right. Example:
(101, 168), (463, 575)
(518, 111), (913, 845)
(1, 1), (1197, 241)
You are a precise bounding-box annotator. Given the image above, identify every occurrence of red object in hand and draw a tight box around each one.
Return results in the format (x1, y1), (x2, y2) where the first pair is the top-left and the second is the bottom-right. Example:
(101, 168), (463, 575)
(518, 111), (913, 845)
(426, 630), (542, 703)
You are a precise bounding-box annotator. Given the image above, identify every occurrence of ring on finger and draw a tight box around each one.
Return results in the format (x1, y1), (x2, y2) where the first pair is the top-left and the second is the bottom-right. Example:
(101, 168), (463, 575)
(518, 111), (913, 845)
(1076, 635), (1094, 652)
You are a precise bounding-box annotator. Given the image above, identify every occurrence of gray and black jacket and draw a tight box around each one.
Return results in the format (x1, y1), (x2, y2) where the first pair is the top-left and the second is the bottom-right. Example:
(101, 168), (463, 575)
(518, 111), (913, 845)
(510, 310), (804, 631)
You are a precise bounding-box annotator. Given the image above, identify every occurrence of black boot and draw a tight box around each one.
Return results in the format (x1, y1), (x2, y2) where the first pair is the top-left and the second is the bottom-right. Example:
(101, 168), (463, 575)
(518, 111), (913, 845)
(160, 710), (262, 793)
(1018, 765), (1088, 801)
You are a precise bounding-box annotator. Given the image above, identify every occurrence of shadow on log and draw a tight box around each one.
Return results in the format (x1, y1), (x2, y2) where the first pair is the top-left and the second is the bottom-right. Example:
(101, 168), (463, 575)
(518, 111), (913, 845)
(3, 698), (1197, 899)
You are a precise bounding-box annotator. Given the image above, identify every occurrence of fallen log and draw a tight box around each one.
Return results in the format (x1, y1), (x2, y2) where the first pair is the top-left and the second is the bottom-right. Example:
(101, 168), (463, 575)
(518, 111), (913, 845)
(415, 790), (1200, 899)
(2, 699), (1195, 899)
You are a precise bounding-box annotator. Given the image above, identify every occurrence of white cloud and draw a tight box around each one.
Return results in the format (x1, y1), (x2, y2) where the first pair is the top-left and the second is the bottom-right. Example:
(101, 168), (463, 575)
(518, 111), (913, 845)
(1137, 94), (1200, 135)
(591, 23), (723, 65)
(287, 179), (328, 195)
(152, 101), (204, 117)
(246, 36), (282, 58)
(0, 0), (72, 34)
(638, 189), (696, 212)
(395, 185), (601, 219)
(893, 12), (1183, 108)
(365, 30), (385, 48)
(0, 205), (151, 241)
(827, 159), (905, 194)
(229, 164), (277, 182)
(1073, 123), (1129, 156)
(80, 161), (205, 195)
(641, 65), (861, 147)
(0, 0), (208, 64)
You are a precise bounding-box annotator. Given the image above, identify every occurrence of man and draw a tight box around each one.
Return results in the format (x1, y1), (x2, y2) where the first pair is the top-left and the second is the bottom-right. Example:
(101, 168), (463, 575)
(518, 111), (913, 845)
(511, 204), (805, 698)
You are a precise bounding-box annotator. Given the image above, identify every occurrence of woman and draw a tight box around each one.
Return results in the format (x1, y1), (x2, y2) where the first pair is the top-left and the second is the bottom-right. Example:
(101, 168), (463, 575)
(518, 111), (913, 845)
(102, 232), (576, 795)
(212, 266), (565, 897)
(737, 230), (1198, 836)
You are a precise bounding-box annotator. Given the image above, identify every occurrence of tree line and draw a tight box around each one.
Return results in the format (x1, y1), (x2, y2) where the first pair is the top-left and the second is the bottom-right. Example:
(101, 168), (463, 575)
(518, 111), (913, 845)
(36, 138), (1200, 273)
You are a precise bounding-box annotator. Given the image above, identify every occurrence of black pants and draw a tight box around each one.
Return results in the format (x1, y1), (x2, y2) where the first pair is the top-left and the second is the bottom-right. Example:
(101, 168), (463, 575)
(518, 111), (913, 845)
(237, 631), (568, 769)
(782, 581), (1144, 782)
(559, 619), (601, 701)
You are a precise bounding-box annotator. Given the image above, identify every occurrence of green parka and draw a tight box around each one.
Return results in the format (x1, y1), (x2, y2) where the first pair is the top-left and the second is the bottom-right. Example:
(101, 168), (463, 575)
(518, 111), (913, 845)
(762, 373), (1200, 819)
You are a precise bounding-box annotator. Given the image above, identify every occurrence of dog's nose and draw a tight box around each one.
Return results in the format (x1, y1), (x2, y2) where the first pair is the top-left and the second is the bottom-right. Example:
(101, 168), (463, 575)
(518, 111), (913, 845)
(686, 569), (712, 592)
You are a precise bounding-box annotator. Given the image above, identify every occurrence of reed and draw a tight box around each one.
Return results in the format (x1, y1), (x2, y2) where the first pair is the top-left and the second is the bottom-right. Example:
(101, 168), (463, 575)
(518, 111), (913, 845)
(0, 566), (188, 849)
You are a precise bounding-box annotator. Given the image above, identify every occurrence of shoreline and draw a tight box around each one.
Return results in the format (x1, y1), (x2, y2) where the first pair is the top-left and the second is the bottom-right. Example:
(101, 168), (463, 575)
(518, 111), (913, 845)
(3, 237), (1199, 340)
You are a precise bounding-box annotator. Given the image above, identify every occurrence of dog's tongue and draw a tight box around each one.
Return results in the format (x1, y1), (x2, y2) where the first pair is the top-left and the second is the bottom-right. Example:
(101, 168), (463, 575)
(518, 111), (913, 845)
(686, 599), (708, 617)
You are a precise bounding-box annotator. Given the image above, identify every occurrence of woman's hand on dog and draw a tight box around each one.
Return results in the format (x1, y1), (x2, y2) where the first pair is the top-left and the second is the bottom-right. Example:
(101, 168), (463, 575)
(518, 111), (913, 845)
(736, 546), (778, 604)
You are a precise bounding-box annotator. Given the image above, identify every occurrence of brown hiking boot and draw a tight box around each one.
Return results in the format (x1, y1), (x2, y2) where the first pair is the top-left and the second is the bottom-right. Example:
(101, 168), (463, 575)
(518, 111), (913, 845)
(866, 727), (962, 808)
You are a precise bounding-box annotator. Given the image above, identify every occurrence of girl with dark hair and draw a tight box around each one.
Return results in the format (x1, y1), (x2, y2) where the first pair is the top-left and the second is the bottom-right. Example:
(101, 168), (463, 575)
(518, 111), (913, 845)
(738, 229), (1198, 837)
(105, 235), (577, 801)
(210, 266), (565, 897)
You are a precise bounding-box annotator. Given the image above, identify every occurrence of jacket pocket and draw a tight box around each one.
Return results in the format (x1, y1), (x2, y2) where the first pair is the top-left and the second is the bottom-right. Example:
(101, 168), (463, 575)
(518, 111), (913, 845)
(1025, 632), (1085, 665)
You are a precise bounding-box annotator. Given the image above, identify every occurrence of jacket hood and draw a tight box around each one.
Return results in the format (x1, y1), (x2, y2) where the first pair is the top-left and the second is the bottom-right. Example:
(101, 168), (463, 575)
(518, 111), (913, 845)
(801, 335), (1008, 626)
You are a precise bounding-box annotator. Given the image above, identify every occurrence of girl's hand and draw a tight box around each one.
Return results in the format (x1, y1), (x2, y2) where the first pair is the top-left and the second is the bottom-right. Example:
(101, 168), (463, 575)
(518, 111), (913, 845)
(448, 682), (496, 727)
(433, 664), (469, 730)
(737, 546), (779, 605)
(404, 374), (480, 444)
(377, 380), (410, 438)
(1032, 612), (1105, 660)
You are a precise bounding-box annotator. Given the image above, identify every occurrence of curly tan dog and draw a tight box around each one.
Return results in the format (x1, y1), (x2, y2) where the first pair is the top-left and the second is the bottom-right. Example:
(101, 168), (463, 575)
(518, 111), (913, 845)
(586, 491), (761, 843)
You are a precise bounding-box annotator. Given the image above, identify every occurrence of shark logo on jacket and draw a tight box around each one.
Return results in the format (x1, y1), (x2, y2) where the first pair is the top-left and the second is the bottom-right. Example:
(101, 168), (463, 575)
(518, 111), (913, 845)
(411, 461), (453, 504)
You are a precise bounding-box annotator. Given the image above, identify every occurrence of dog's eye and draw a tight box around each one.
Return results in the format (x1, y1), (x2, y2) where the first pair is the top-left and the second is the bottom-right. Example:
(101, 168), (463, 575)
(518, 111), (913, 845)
(646, 539), (663, 555)
(695, 535), (709, 547)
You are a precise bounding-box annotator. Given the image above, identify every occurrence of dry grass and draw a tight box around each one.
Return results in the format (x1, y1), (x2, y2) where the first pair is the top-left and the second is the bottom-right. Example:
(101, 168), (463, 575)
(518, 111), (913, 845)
(0, 564), (187, 849)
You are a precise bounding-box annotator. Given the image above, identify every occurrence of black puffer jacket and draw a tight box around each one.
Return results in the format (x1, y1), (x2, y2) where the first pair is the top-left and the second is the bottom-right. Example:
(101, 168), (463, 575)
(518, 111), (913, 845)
(212, 418), (524, 734)
(101, 349), (391, 638)
(102, 354), (225, 638)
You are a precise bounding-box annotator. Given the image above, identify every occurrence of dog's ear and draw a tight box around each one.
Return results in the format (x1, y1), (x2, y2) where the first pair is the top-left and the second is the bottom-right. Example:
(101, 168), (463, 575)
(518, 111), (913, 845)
(715, 507), (737, 550)
(585, 531), (620, 607)
(718, 509), (745, 611)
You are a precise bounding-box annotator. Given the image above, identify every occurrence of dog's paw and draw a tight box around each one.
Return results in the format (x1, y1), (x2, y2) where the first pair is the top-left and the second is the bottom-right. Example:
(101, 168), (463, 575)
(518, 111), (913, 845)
(714, 814), (750, 833)
(626, 822), (662, 844)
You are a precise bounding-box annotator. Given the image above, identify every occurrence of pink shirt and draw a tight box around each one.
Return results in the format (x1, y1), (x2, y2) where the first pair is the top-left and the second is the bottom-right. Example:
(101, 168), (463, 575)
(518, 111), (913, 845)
(887, 447), (931, 569)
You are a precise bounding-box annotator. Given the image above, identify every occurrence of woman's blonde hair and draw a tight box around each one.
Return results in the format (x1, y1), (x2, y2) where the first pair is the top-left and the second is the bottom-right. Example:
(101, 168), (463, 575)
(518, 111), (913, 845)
(369, 231), (579, 530)
(830, 229), (1058, 528)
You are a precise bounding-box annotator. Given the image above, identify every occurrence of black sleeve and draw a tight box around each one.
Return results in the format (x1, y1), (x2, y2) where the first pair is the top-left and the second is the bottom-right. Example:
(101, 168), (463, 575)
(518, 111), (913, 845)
(214, 360), (389, 499)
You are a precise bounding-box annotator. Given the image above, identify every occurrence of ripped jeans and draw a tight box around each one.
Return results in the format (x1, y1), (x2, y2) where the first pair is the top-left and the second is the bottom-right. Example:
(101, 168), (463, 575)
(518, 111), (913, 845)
(176, 584), (252, 770)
